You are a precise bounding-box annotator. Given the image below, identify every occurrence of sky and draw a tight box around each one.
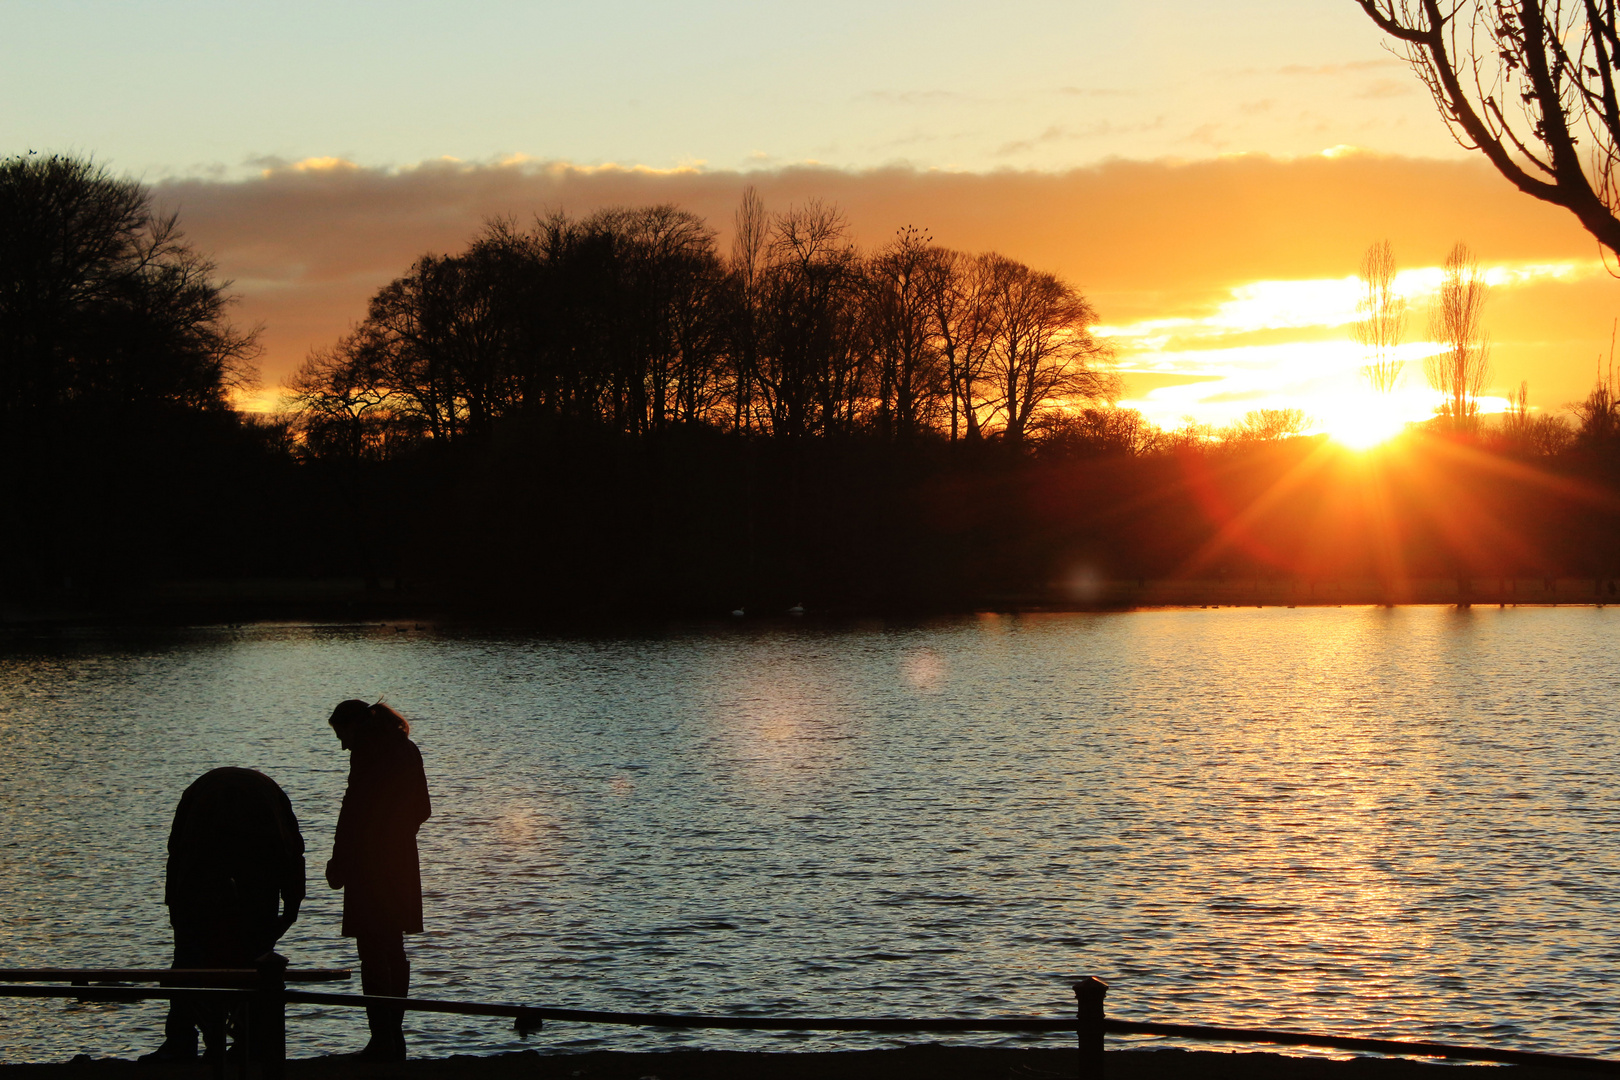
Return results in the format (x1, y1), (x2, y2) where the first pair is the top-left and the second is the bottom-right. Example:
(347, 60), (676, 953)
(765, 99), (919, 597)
(5, 0), (1615, 430)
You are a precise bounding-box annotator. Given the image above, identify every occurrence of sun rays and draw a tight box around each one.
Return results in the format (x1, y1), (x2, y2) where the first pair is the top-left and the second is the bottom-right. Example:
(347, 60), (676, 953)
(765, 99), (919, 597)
(1158, 426), (1620, 599)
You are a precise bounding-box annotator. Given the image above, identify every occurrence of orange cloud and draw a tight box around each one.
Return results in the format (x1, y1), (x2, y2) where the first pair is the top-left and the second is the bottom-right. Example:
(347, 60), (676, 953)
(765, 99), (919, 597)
(155, 153), (1612, 414)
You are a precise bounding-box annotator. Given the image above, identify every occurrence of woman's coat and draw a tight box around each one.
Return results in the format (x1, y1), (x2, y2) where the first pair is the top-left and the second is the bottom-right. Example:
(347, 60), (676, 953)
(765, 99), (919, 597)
(329, 735), (430, 936)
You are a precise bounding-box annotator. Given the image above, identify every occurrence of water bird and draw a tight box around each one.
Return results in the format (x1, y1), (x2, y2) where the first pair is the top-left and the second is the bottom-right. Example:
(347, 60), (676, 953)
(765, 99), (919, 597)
(731, 608), (745, 617)
(787, 603), (805, 615)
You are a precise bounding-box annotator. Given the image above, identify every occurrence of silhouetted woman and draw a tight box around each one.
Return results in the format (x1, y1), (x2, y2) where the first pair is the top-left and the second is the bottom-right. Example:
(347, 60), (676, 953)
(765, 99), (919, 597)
(325, 700), (431, 1061)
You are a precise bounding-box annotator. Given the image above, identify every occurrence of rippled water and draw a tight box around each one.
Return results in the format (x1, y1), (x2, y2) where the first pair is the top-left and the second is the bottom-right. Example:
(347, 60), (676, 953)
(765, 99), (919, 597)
(2, 608), (1618, 1063)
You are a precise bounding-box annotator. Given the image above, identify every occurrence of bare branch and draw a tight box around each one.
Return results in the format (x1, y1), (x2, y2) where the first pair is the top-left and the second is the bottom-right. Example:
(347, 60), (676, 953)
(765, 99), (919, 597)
(1355, 0), (1620, 250)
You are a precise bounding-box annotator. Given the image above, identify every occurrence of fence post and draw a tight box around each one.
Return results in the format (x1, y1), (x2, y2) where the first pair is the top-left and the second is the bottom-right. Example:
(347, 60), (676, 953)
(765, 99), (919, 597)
(1073, 977), (1108, 1080)
(253, 953), (287, 1079)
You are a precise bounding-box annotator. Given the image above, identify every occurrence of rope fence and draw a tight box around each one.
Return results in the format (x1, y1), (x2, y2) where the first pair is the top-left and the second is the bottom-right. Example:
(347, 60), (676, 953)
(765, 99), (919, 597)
(4, 968), (1617, 1079)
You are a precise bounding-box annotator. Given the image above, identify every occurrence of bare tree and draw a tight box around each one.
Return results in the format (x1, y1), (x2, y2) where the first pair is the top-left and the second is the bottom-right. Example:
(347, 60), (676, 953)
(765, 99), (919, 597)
(1495, 380), (1575, 453)
(1223, 407), (1312, 443)
(1504, 378), (1532, 433)
(978, 256), (1118, 442)
(926, 249), (999, 441)
(867, 226), (947, 440)
(1354, 240), (1407, 392)
(611, 205), (724, 433)
(285, 336), (413, 461)
(755, 200), (869, 438)
(1426, 241), (1492, 429)
(1163, 416), (1218, 452)
(729, 186), (769, 433)
(1574, 324), (1620, 443)
(356, 248), (521, 443)
(732, 187), (769, 285)
(1354, 1), (1620, 252)
(1035, 406), (1163, 456)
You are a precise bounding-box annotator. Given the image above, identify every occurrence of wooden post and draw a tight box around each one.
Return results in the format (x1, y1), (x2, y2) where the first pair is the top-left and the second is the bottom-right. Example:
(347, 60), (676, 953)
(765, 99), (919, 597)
(211, 1023), (227, 1080)
(254, 953), (287, 1079)
(513, 1007), (545, 1038)
(238, 1003), (250, 1080)
(1073, 976), (1107, 1080)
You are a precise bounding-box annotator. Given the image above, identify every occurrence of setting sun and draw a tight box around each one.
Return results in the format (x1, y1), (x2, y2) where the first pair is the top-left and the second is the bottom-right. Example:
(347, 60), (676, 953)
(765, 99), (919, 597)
(1321, 398), (1412, 450)
(1312, 384), (1442, 450)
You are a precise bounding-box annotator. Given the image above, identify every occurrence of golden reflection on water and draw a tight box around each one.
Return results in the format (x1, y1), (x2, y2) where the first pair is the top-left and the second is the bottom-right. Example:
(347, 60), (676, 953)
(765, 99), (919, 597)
(495, 803), (550, 846)
(899, 648), (949, 693)
(709, 660), (855, 787)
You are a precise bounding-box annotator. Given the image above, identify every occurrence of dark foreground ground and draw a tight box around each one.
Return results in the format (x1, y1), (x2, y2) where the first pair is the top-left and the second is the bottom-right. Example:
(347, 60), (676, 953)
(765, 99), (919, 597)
(0, 1048), (1565, 1080)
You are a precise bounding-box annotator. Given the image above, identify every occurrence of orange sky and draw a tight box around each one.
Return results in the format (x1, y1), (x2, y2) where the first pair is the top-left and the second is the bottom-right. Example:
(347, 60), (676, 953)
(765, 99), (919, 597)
(159, 152), (1615, 428)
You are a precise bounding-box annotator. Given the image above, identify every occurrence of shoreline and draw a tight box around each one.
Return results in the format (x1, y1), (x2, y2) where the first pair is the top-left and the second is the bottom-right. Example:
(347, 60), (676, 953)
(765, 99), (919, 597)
(0, 1047), (1555, 1080)
(2, 575), (1616, 629)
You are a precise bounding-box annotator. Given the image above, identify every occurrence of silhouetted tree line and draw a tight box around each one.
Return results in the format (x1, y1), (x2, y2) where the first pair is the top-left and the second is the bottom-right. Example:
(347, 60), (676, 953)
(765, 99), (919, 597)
(5, 154), (1620, 615)
(285, 190), (1119, 455)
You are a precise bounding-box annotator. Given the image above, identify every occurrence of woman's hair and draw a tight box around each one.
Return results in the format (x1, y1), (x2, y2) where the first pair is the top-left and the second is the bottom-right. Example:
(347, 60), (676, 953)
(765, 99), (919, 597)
(328, 699), (411, 736)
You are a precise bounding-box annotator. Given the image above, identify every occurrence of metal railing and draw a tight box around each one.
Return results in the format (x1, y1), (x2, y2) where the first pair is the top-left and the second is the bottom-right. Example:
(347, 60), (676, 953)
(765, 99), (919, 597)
(4, 969), (1618, 1078)
(0, 961), (346, 1080)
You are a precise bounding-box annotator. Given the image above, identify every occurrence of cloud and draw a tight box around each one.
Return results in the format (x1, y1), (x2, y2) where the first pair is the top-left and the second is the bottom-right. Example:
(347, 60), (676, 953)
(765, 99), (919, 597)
(997, 125), (1074, 156)
(245, 154), (364, 175)
(1182, 123), (1229, 149)
(1054, 86), (1135, 99)
(152, 152), (1609, 410)
(996, 118), (1166, 156)
(1355, 79), (1416, 100)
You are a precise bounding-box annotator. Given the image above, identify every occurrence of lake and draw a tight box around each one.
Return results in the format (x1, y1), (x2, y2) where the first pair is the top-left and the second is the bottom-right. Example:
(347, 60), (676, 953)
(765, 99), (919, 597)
(1, 607), (1617, 1063)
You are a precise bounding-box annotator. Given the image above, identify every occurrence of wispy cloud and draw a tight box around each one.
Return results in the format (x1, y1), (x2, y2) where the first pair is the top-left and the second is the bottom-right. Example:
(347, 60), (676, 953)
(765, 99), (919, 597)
(1181, 123), (1229, 150)
(995, 117), (1166, 156)
(1355, 79), (1416, 99)
(996, 125), (1072, 156)
(876, 129), (975, 151)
